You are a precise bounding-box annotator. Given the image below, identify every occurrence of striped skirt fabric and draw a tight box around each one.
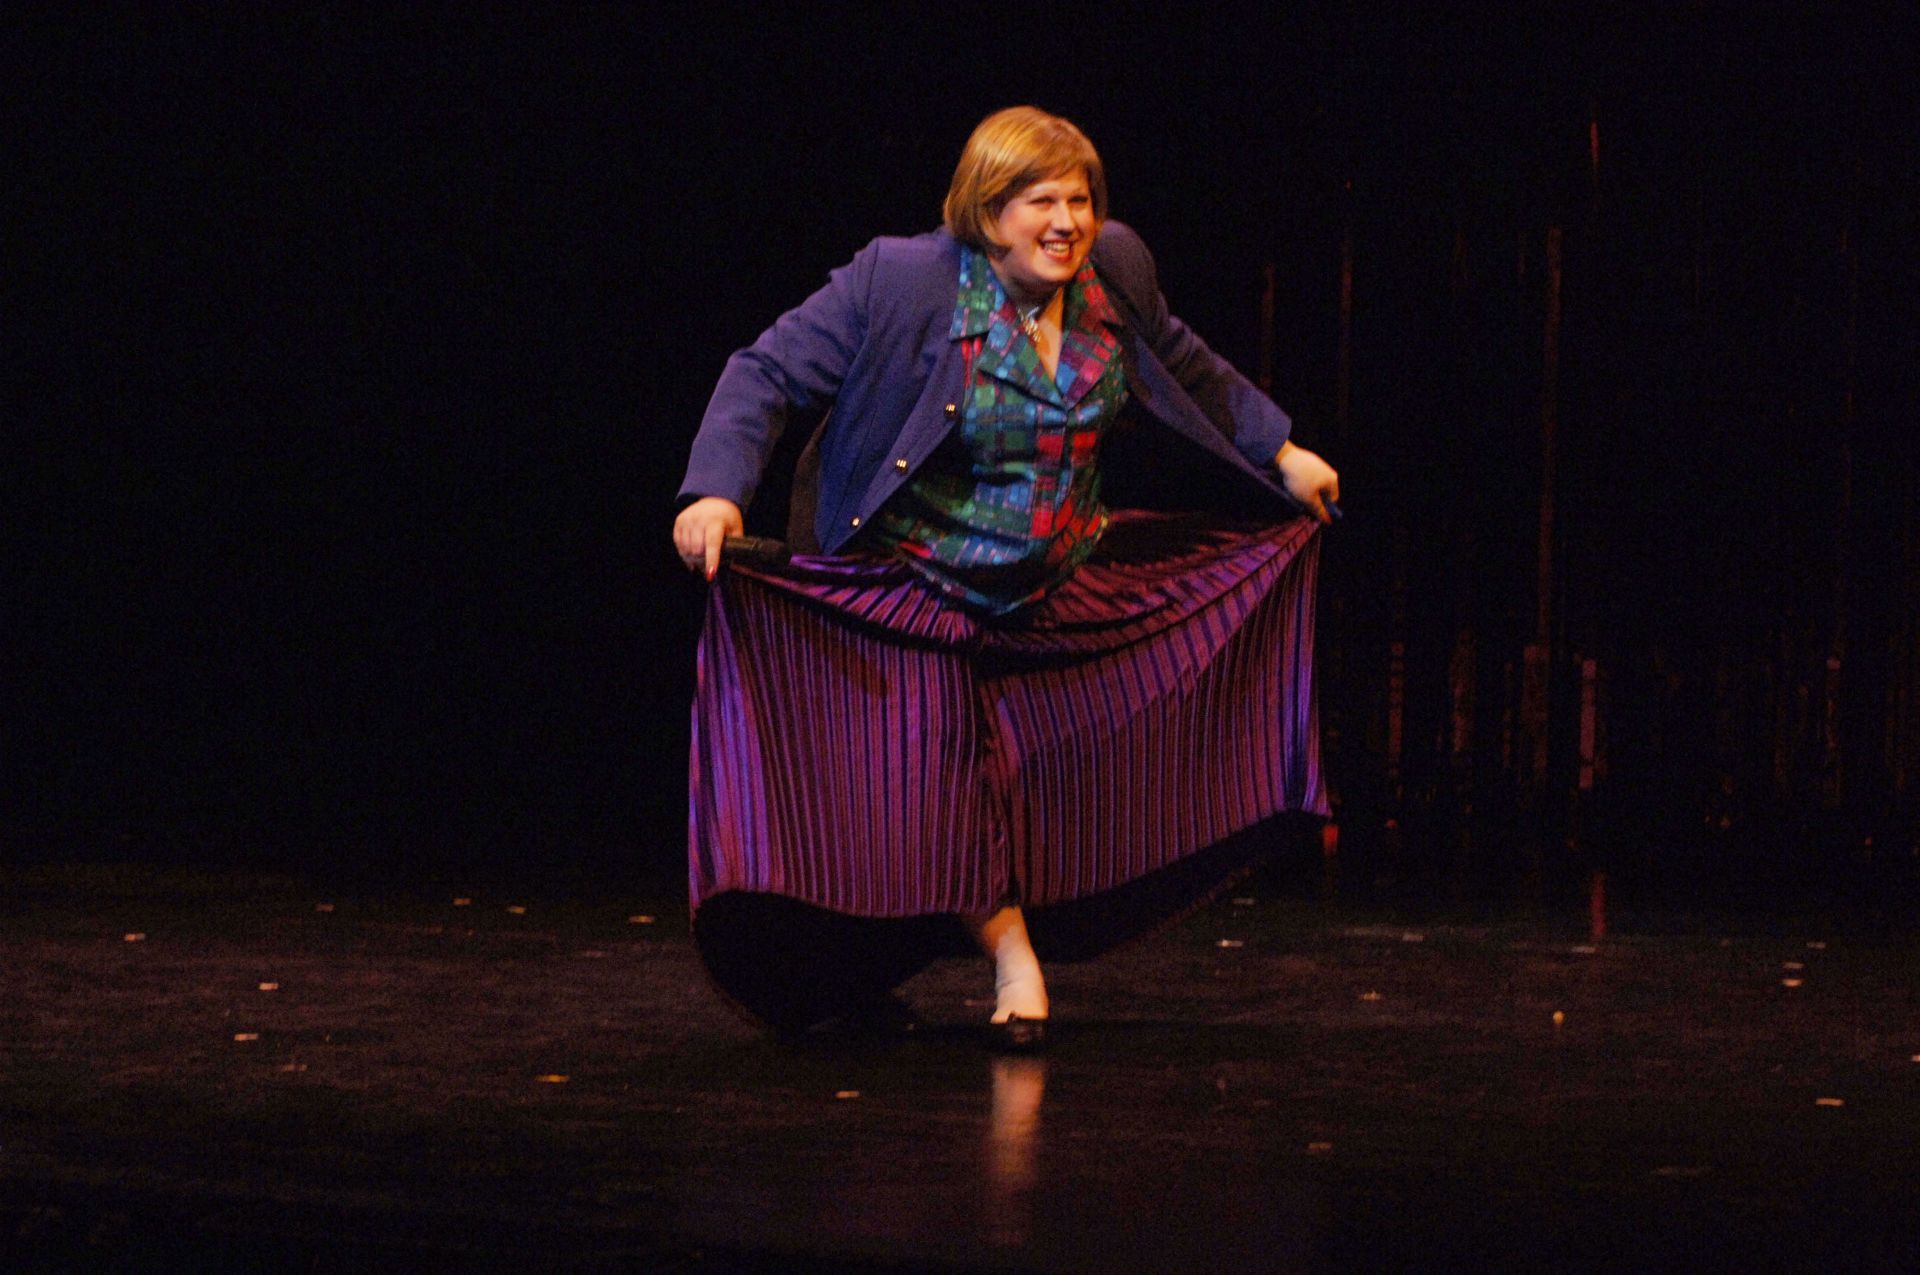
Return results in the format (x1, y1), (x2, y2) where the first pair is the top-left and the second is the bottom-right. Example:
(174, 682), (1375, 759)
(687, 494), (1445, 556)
(689, 511), (1326, 933)
(688, 510), (1324, 1028)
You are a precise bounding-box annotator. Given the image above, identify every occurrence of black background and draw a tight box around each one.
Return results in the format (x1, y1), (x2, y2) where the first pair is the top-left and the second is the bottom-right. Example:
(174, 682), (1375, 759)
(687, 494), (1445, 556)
(11, 6), (1915, 892)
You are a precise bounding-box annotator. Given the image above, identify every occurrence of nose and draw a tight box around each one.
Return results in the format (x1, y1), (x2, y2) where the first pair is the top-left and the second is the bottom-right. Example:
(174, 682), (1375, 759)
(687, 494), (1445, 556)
(1048, 204), (1077, 234)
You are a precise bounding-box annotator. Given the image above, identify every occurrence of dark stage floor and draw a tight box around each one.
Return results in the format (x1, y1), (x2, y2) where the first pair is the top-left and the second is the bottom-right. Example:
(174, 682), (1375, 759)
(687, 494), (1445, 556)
(3, 863), (1918, 1272)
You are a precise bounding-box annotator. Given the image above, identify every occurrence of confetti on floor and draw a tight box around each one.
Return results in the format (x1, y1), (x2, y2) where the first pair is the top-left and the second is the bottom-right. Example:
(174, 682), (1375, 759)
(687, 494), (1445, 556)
(1781, 978), (1804, 988)
(258, 982), (280, 992)
(536, 1074), (570, 1084)
(453, 898), (472, 907)
(123, 933), (145, 943)
(1216, 939), (1245, 949)
(834, 1090), (860, 1100)
(1815, 1097), (1845, 1107)
(1360, 991), (1383, 1002)
(629, 915), (656, 925)
(314, 904), (335, 913)
(233, 1033), (260, 1042)
(507, 906), (528, 915)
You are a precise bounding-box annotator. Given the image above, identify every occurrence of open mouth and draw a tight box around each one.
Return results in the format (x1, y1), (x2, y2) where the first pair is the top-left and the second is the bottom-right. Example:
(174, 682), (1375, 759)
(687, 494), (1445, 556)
(1040, 240), (1075, 261)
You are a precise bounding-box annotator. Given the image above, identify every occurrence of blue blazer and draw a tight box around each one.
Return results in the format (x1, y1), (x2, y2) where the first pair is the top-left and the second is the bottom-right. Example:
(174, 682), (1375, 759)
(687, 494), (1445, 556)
(678, 220), (1296, 554)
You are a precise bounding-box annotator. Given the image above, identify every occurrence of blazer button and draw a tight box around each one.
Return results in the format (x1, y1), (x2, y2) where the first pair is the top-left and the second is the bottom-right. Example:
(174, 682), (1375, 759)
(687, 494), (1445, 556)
(944, 403), (957, 417)
(850, 516), (861, 528)
(894, 458), (909, 471)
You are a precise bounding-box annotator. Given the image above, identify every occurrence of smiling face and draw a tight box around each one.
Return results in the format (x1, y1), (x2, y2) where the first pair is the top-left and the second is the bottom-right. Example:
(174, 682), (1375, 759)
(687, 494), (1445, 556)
(988, 170), (1099, 307)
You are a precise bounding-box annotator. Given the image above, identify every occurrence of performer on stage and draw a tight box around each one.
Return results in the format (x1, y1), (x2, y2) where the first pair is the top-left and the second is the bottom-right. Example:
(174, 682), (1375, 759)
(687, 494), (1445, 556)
(673, 106), (1338, 1048)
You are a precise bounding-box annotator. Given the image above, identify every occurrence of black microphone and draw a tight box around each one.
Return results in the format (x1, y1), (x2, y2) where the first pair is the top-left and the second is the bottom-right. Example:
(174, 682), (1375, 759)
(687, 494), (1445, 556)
(722, 535), (793, 566)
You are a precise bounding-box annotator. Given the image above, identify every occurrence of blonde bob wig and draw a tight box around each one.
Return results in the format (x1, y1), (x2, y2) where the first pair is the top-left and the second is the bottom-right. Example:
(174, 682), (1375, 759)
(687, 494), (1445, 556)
(943, 106), (1108, 253)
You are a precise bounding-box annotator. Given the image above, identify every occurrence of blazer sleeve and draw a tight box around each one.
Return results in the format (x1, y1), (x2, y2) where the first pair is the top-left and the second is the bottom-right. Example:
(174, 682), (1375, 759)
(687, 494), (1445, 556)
(1098, 223), (1292, 467)
(676, 242), (877, 512)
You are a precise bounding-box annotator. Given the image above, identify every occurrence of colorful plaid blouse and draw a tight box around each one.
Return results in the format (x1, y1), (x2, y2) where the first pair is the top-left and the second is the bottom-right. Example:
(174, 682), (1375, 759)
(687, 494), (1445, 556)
(864, 247), (1127, 615)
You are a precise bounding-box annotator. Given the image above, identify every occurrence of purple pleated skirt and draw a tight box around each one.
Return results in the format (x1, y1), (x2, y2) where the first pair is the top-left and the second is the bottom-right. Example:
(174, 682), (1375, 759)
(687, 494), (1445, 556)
(688, 510), (1326, 1028)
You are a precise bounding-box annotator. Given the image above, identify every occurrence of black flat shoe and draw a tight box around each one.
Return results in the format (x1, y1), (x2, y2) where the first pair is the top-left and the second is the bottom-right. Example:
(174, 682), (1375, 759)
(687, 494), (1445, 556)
(988, 1014), (1047, 1053)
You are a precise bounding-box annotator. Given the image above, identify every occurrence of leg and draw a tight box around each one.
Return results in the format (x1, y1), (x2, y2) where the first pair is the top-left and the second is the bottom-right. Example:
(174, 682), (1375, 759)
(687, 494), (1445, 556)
(967, 904), (1049, 1025)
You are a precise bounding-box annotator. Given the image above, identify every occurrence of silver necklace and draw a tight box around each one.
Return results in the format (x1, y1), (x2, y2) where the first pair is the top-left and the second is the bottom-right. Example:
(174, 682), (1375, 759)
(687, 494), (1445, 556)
(1018, 304), (1043, 339)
